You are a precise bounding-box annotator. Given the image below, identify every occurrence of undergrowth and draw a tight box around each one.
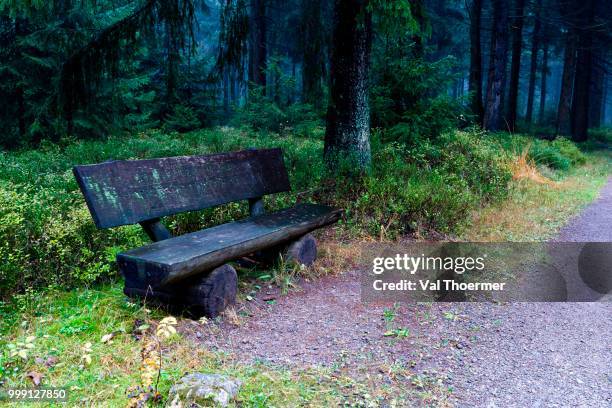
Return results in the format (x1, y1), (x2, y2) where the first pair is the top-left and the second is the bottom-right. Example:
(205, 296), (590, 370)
(0, 126), (594, 295)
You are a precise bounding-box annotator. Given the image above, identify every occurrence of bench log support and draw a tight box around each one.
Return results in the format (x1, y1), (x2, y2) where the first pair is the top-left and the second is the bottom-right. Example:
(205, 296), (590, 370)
(124, 264), (238, 318)
(132, 219), (237, 318)
(139, 218), (173, 242)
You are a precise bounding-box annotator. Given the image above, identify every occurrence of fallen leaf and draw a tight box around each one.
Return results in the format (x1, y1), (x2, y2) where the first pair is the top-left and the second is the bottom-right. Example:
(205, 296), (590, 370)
(45, 356), (59, 367)
(160, 316), (177, 325)
(27, 371), (44, 386)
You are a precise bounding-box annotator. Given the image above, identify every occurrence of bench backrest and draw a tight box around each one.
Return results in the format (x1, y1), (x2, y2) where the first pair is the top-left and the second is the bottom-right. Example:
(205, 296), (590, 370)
(73, 148), (290, 229)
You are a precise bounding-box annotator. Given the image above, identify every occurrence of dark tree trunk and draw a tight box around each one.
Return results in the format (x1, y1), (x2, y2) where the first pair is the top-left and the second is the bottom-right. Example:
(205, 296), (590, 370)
(589, 56), (604, 128)
(570, 0), (595, 142)
(324, 0), (372, 171)
(507, 0), (526, 131)
(468, 0), (484, 123)
(248, 0), (267, 90)
(301, 0), (325, 107)
(164, 0), (181, 112)
(483, 0), (510, 131)
(556, 31), (577, 135)
(223, 69), (230, 114)
(14, 18), (26, 139)
(538, 41), (549, 124)
(600, 76), (607, 125)
(525, 0), (541, 125)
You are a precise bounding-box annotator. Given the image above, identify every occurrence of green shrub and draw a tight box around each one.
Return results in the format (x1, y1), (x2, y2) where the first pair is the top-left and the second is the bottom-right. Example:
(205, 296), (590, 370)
(588, 127), (612, 144)
(491, 133), (586, 171)
(348, 130), (511, 237)
(164, 105), (202, 132)
(551, 138), (587, 165)
(528, 143), (571, 170)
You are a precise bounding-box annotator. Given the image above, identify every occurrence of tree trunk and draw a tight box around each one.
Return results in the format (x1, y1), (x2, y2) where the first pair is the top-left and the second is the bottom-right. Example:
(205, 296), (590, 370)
(601, 76), (607, 125)
(525, 0), (541, 125)
(538, 41), (549, 124)
(589, 56), (604, 128)
(556, 31), (577, 135)
(164, 0), (181, 112)
(14, 18), (26, 139)
(570, 0), (595, 142)
(324, 0), (372, 171)
(301, 0), (325, 107)
(468, 0), (484, 123)
(507, 0), (526, 131)
(248, 0), (267, 90)
(483, 0), (509, 131)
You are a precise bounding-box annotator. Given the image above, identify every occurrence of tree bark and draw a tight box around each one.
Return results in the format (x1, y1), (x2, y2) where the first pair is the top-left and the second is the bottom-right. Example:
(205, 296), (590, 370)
(301, 0), (325, 107)
(248, 0), (267, 90)
(525, 0), (541, 125)
(164, 0), (181, 111)
(556, 31), (577, 135)
(601, 76), (607, 125)
(589, 55), (604, 128)
(570, 0), (595, 142)
(468, 0), (484, 123)
(324, 0), (372, 171)
(538, 41), (549, 124)
(14, 18), (26, 139)
(507, 0), (526, 131)
(483, 0), (509, 131)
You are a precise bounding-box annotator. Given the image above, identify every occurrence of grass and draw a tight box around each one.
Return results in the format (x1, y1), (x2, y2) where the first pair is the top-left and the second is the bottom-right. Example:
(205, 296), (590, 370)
(0, 285), (347, 407)
(0, 284), (451, 407)
(464, 150), (611, 241)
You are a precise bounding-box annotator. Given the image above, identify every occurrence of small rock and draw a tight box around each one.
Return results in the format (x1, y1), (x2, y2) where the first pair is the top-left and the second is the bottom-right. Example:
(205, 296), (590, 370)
(169, 373), (242, 407)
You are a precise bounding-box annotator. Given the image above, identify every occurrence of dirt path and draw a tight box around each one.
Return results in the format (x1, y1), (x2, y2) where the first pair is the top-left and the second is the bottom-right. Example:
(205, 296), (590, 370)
(188, 179), (612, 407)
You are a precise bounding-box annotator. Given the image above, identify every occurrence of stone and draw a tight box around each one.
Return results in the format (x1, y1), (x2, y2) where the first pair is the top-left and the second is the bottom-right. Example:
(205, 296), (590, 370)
(169, 373), (242, 407)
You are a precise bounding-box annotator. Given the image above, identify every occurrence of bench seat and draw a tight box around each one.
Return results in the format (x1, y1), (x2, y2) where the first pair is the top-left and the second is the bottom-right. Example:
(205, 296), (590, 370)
(118, 203), (342, 288)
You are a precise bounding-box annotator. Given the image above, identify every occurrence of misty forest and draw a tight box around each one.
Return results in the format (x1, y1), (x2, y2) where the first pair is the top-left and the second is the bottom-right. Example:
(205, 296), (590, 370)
(0, 0), (611, 406)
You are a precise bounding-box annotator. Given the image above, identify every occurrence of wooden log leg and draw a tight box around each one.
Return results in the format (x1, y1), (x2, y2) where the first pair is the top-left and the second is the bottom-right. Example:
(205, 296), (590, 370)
(123, 264), (238, 319)
(183, 264), (237, 318)
(284, 233), (317, 266)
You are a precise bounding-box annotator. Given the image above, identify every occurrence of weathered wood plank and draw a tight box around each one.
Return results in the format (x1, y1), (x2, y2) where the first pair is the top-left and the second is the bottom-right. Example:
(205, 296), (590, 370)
(73, 148), (290, 228)
(118, 203), (342, 287)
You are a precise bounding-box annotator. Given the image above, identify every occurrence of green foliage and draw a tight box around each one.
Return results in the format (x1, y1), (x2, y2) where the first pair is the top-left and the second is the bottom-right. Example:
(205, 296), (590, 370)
(588, 127), (612, 144)
(232, 88), (323, 136)
(347, 130), (512, 237)
(164, 104), (202, 132)
(371, 56), (465, 139)
(493, 134), (587, 171)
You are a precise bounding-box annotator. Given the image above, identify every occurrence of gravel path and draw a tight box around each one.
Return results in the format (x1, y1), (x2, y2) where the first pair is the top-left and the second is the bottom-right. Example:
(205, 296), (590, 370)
(189, 179), (612, 407)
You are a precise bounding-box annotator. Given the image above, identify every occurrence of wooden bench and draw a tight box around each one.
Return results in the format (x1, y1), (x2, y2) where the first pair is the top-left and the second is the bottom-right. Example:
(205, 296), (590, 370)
(73, 148), (342, 317)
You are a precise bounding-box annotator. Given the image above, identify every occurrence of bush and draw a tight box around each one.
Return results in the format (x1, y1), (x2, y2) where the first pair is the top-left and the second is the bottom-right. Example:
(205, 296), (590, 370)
(347, 130), (511, 237)
(588, 127), (612, 144)
(492, 133), (587, 171)
(232, 89), (323, 137)
(551, 138), (587, 166)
